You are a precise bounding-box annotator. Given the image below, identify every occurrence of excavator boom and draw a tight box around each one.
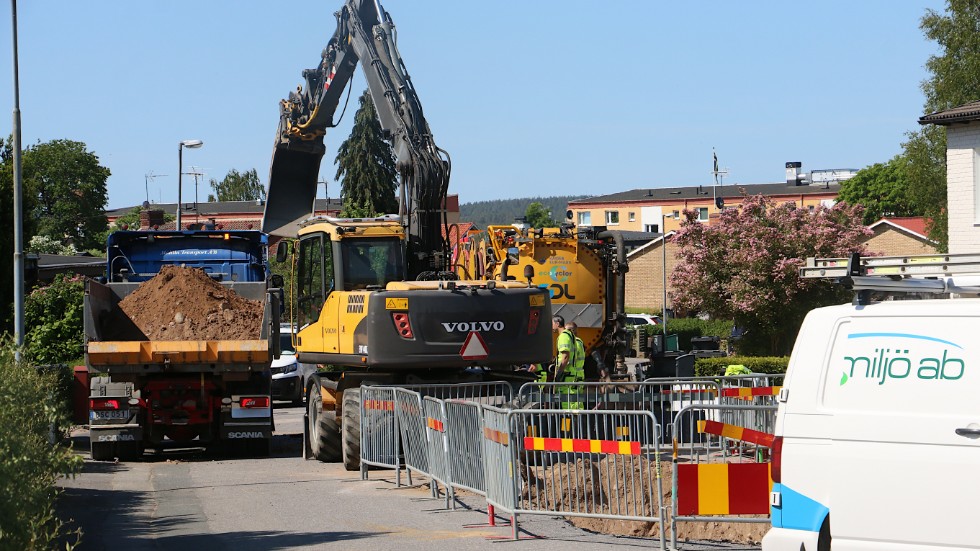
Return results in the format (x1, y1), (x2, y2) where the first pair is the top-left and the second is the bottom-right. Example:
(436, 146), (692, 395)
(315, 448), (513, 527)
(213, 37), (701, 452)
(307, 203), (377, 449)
(263, 0), (450, 278)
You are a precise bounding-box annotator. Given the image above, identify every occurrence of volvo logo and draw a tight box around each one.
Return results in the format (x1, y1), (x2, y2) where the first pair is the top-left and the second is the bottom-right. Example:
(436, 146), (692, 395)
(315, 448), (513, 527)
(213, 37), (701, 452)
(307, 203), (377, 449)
(441, 321), (505, 332)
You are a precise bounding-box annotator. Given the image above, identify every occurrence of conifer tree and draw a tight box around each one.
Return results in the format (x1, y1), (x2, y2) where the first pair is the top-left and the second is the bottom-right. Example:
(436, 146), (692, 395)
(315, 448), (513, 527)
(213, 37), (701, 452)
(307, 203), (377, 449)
(334, 91), (398, 217)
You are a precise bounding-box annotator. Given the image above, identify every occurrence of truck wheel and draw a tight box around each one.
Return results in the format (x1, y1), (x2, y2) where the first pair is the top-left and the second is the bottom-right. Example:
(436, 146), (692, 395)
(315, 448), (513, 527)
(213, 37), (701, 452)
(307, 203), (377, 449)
(91, 441), (114, 461)
(308, 384), (341, 462)
(116, 441), (143, 462)
(341, 387), (361, 471)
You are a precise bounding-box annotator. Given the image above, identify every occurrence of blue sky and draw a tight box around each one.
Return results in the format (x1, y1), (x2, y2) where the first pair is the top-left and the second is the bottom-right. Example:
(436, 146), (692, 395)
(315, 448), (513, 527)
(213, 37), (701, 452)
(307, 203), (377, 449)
(0, 1), (944, 210)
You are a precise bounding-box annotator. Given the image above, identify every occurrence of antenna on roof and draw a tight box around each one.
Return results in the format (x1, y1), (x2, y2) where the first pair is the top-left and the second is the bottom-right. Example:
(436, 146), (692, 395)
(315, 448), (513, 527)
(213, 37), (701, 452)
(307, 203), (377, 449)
(711, 148), (729, 211)
(144, 171), (168, 205)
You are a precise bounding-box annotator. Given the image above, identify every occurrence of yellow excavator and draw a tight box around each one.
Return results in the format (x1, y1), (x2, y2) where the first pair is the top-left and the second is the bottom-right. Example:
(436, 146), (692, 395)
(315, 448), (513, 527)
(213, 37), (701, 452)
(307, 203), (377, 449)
(263, 0), (552, 469)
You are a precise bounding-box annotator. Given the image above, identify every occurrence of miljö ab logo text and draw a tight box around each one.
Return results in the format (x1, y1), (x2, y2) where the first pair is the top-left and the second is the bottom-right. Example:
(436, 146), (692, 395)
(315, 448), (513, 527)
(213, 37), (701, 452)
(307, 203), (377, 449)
(840, 332), (965, 386)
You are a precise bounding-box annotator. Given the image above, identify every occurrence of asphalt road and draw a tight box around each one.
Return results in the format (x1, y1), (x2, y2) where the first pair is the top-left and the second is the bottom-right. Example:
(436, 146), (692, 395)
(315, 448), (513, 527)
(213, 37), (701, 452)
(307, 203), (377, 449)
(57, 402), (761, 551)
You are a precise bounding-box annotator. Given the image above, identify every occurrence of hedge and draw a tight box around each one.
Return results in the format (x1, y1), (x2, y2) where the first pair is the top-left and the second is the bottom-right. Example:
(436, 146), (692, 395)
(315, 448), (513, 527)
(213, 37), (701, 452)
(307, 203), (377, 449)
(693, 356), (790, 376)
(0, 349), (83, 549)
(638, 318), (735, 351)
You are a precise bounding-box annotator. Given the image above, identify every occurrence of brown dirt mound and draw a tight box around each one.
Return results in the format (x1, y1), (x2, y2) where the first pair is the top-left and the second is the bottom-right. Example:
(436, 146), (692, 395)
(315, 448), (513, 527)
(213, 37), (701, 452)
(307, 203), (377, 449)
(520, 455), (767, 545)
(118, 265), (264, 341)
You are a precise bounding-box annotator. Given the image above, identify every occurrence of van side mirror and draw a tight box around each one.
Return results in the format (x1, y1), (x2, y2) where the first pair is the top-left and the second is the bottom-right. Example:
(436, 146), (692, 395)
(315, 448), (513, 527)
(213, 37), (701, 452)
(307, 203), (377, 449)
(275, 241), (291, 263)
(270, 274), (284, 289)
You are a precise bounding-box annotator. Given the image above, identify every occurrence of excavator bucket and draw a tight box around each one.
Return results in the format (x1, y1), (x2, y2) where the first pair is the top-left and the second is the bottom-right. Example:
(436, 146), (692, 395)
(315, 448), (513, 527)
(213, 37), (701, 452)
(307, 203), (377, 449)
(262, 145), (323, 237)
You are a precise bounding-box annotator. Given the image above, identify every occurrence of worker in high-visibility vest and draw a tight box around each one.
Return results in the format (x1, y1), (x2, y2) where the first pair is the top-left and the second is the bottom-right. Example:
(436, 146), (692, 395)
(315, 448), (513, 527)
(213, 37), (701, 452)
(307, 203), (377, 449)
(558, 321), (585, 410)
(530, 315), (571, 383)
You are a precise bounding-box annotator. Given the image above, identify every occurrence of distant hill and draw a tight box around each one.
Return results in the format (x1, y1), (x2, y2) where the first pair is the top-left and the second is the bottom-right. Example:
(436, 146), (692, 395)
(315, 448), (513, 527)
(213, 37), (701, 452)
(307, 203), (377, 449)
(459, 196), (587, 229)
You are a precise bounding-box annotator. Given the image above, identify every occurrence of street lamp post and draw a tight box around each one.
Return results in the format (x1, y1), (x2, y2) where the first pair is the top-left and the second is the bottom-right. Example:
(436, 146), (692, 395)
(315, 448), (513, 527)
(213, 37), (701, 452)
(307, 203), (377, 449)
(661, 212), (676, 338)
(177, 140), (203, 229)
(11, 0), (24, 360)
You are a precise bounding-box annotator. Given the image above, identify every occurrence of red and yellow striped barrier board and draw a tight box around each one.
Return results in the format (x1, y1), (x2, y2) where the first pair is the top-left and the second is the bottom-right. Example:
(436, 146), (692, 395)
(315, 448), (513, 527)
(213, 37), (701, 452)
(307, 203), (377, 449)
(484, 427), (509, 446)
(523, 437), (640, 455)
(720, 386), (781, 398)
(696, 420), (775, 448)
(426, 417), (445, 432)
(364, 400), (394, 411)
(677, 463), (772, 515)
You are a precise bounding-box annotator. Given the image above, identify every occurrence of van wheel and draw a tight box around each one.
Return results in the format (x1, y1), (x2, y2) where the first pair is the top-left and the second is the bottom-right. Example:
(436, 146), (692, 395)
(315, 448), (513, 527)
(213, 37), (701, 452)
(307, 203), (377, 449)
(341, 387), (361, 471)
(308, 384), (341, 462)
(818, 516), (831, 551)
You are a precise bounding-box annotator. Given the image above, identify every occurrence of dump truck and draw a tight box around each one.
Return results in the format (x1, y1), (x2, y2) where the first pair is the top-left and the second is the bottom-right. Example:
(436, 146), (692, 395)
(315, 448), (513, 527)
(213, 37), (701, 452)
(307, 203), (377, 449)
(83, 229), (280, 460)
(263, 0), (553, 469)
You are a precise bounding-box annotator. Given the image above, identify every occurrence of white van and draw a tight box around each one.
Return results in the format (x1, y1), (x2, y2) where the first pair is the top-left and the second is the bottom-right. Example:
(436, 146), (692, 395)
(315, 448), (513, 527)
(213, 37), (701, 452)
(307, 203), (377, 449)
(762, 256), (980, 551)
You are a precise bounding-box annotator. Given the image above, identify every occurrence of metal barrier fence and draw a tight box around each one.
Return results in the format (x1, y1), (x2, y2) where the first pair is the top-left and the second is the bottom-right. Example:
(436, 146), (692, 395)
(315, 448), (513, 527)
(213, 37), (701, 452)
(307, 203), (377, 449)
(517, 380), (720, 445)
(393, 388), (430, 481)
(669, 403), (778, 551)
(359, 381), (514, 482)
(360, 386), (400, 475)
(484, 408), (667, 548)
(444, 399), (486, 496)
(423, 396), (454, 508)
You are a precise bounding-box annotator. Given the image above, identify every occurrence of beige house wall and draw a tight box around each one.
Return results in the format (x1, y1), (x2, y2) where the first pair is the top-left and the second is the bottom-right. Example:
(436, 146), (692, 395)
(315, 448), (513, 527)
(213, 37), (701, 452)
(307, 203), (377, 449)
(624, 236), (681, 313)
(863, 227), (937, 256)
(946, 123), (980, 253)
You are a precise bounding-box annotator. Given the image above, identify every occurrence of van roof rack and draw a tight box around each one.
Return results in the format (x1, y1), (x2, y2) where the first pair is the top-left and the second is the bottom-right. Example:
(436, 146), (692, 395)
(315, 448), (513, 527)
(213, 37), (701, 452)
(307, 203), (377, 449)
(801, 252), (980, 305)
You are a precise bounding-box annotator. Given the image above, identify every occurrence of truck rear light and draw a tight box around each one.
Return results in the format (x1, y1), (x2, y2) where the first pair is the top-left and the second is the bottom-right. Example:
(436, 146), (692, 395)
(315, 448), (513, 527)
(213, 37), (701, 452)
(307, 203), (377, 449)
(91, 398), (120, 410)
(392, 313), (414, 339)
(771, 435), (783, 483)
(528, 308), (541, 334)
(240, 397), (270, 409)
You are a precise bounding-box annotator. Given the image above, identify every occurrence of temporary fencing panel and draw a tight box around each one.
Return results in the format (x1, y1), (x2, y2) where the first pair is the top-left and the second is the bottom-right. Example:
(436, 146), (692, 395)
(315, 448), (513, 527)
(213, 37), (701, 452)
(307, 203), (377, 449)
(423, 397), (454, 507)
(497, 408), (666, 549)
(517, 380), (720, 445)
(669, 403), (777, 551)
(444, 399), (486, 496)
(482, 405), (518, 522)
(360, 386), (400, 477)
(359, 381), (514, 483)
(394, 388), (430, 478)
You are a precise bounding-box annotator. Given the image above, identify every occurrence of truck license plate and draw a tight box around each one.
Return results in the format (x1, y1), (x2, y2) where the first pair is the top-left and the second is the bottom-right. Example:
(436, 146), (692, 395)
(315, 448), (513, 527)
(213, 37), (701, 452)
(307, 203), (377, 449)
(90, 410), (129, 420)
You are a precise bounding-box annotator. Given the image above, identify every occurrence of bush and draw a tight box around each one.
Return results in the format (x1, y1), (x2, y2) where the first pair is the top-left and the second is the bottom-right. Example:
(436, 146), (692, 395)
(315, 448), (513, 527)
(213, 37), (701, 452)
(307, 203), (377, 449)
(694, 356), (790, 376)
(0, 347), (83, 549)
(25, 274), (85, 365)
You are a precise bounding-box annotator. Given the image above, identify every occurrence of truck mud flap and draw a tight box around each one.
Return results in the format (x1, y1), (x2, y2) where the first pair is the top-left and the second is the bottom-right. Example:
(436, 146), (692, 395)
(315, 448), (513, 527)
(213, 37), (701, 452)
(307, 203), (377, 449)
(219, 423), (273, 440)
(90, 424), (142, 443)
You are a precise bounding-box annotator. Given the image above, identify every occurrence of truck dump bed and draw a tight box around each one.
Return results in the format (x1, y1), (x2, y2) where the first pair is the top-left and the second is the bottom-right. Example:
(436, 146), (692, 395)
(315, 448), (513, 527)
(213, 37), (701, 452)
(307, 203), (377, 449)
(84, 279), (276, 373)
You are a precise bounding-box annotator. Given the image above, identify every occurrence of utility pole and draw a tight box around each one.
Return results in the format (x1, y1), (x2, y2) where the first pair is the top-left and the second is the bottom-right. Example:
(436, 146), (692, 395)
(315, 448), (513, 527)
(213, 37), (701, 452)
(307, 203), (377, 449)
(11, 0), (25, 361)
(186, 166), (205, 223)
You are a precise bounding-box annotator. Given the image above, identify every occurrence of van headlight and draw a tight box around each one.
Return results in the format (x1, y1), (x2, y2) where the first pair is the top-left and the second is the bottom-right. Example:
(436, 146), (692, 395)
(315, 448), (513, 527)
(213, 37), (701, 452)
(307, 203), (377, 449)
(283, 362), (298, 374)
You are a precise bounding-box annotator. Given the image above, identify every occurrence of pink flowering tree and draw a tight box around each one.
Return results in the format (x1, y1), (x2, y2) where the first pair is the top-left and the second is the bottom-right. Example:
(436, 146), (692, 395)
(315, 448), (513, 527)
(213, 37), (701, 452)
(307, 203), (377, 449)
(671, 194), (871, 355)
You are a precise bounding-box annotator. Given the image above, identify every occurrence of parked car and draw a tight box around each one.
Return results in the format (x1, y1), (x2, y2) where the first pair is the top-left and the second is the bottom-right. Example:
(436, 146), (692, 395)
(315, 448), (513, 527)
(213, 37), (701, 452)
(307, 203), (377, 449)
(625, 314), (662, 326)
(271, 325), (317, 405)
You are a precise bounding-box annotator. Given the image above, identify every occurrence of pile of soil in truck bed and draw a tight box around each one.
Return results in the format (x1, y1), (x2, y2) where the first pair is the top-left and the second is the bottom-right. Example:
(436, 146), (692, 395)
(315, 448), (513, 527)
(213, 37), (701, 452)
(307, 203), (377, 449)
(118, 265), (264, 341)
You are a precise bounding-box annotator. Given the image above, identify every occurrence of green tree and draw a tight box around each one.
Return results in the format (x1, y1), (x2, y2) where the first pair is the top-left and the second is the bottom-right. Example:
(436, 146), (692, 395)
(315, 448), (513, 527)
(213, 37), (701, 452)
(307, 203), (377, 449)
(335, 91), (398, 217)
(901, 0), (980, 251)
(524, 202), (557, 228)
(23, 139), (110, 251)
(837, 156), (918, 225)
(0, 136), (39, 330)
(24, 274), (85, 364)
(671, 195), (870, 355)
(207, 168), (265, 202)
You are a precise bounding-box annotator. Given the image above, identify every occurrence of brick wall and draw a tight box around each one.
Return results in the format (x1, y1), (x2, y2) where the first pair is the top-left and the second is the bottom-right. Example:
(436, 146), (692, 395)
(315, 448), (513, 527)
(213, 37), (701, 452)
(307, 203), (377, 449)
(624, 236), (681, 312)
(947, 124), (980, 253)
(863, 227), (937, 256)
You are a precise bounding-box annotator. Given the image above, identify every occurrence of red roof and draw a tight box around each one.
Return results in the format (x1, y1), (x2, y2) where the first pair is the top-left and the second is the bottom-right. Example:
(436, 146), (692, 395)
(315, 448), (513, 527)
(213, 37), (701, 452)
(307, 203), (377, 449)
(869, 217), (930, 238)
(442, 222), (475, 245)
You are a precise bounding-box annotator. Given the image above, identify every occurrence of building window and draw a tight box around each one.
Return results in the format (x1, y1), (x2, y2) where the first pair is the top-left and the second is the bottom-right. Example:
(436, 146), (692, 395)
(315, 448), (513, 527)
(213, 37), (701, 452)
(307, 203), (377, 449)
(644, 224), (659, 233)
(578, 211), (591, 226)
(628, 212), (635, 222)
(605, 211), (620, 225)
(808, 205), (815, 213)
(672, 210), (680, 219)
(696, 207), (709, 222)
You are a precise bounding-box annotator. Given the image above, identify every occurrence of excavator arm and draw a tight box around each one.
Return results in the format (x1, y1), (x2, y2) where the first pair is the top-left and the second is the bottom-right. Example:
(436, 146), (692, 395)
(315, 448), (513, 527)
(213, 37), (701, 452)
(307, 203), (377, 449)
(263, 0), (451, 279)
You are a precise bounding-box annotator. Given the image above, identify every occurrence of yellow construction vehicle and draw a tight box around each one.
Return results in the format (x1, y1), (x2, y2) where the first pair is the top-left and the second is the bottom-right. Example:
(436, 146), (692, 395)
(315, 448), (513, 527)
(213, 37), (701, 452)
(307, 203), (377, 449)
(263, 0), (552, 469)
(456, 220), (632, 381)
